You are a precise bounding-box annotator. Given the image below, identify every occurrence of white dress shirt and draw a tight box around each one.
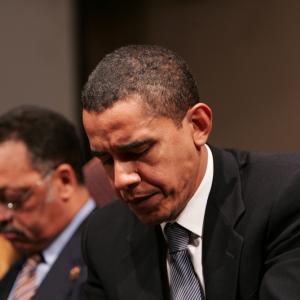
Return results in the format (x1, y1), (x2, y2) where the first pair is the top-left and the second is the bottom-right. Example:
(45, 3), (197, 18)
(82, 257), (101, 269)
(161, 144), (214, 293)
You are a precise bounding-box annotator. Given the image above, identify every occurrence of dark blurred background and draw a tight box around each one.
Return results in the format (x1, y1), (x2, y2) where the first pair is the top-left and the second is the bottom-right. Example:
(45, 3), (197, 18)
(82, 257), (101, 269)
(1, 0), (300, 161)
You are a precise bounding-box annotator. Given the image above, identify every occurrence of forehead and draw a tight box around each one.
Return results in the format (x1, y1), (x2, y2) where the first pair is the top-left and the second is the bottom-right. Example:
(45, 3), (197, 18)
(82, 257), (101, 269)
(83, 97), (164, 149)
(0, 140), (36, 185)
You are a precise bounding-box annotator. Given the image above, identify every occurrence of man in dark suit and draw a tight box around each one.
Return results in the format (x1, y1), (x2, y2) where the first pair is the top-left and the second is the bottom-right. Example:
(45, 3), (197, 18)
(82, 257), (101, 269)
(0, 106), (96, 300)
(81, 45), (300, 299)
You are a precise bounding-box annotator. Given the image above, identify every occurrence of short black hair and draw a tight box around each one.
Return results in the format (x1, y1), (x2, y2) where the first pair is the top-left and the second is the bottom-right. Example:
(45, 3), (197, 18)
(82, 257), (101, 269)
(0, 105), (85, 183)
(81, 45), (199, 124)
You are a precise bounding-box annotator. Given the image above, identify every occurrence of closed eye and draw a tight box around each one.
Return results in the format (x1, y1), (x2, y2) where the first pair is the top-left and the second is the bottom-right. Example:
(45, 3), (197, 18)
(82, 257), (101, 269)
(91, 139), (156, 165)
(0, 187), (33, 210)
(120, 143), (154, 161)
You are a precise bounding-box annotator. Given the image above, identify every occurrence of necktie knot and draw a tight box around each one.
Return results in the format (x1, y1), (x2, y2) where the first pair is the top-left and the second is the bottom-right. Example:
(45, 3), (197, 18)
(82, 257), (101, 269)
(12, 254), (42, 300)
(24, 254), (41, 275)
(165, 223), (204, 299)
(164, 223), (191, 254)
(26, 254), (41, 266)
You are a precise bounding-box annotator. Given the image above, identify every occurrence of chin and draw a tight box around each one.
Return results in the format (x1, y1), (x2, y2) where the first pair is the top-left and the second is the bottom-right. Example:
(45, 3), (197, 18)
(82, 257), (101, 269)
(14, 245), (34, 255)
(14, 241), (42, 255)
(135, 210), (172, 225)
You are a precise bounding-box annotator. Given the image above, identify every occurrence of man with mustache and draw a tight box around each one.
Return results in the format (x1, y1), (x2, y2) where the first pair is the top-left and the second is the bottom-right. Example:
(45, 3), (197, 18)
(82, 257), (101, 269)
(0, 106), (96, 300)
(81, 45), (300, 300)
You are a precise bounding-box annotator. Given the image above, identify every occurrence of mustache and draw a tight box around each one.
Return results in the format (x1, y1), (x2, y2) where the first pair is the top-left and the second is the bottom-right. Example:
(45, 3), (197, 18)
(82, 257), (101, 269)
(0, 223), (25, 237)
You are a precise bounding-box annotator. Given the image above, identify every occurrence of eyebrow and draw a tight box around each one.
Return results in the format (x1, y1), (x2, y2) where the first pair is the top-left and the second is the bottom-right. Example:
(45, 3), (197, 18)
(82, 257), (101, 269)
(91, 139), (155, 157)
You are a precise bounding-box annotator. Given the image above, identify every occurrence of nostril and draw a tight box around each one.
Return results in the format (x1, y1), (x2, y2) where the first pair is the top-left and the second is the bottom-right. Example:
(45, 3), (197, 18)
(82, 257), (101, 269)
(0, 210), (13, 223)
(0, 220), (9, 232)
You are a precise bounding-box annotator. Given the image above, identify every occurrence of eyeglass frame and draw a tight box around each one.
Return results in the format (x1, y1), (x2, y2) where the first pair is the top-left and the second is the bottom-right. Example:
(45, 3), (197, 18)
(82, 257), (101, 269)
(0, 169), (55, 212)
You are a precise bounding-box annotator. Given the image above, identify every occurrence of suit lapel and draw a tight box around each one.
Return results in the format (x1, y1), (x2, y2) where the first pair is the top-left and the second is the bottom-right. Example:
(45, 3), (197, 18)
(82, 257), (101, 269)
(203, 147), (245, 300)
(116, 219), (169, 300)
(33, 220), (88, 300)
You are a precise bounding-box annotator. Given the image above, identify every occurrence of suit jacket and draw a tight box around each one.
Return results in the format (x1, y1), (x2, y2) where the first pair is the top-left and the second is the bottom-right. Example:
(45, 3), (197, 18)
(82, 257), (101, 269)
(81, 147), (300, 300)
(0, 209), (96, 300)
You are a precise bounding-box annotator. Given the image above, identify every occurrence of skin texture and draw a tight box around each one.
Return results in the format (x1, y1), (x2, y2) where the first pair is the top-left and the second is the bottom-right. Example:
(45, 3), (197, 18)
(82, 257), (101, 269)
(0, 140), (89, 254)
(83, 95), (212, 224)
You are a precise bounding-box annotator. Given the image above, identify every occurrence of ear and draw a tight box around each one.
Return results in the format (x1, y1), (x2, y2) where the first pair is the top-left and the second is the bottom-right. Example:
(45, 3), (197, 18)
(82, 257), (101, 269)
(186, 103), (212, 148)
(53, 164), (77, 202)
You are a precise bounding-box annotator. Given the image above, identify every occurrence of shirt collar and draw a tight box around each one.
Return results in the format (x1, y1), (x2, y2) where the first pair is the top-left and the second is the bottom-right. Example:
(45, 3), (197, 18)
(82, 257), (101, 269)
(42, 198), (96, 266)
(161, 144), (214, 238)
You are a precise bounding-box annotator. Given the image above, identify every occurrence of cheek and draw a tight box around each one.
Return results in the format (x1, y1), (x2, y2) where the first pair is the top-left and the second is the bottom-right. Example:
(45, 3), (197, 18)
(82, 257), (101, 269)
(137, 163), (171, 191)
(161, 158), (196, 192)
(136, 155), (191, 192)
(157, 139), (197, 182)
(155, 156), (200, 214)
(103, 165), (114, 182)
(14, 214), (41, 238)
(29, 222), (44, 237)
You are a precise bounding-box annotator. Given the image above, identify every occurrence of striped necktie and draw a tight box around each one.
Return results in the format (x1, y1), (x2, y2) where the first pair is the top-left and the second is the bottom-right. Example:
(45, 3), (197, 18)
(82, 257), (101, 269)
(165, 223), (204, 300)
(12, 254), (41, 300)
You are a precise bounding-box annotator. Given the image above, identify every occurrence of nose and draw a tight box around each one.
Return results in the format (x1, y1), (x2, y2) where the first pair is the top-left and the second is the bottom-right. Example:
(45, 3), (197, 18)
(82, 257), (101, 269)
(0, 205), (14, 224)
(113, 160), (141, 191)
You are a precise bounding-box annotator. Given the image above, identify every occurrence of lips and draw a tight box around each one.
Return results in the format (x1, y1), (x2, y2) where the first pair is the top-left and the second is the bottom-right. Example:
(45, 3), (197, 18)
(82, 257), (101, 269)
(126, 190), (159, 203)
(125, 191), (161, 214)
(2, 231), (19, 240)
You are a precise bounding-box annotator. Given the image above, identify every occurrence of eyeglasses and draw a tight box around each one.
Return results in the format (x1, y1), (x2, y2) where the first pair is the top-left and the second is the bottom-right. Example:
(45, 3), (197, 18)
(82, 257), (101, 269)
(0, 170), (53, 212)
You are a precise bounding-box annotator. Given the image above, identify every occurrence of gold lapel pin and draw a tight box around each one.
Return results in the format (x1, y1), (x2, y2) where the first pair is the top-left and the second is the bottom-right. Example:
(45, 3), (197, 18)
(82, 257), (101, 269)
(69, 265), (81, 281)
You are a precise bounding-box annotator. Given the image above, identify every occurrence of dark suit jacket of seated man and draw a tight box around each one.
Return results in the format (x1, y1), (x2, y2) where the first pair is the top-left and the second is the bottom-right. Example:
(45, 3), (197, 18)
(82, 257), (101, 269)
(0, 106), (98, 300)
(80, 44), (300, 300)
